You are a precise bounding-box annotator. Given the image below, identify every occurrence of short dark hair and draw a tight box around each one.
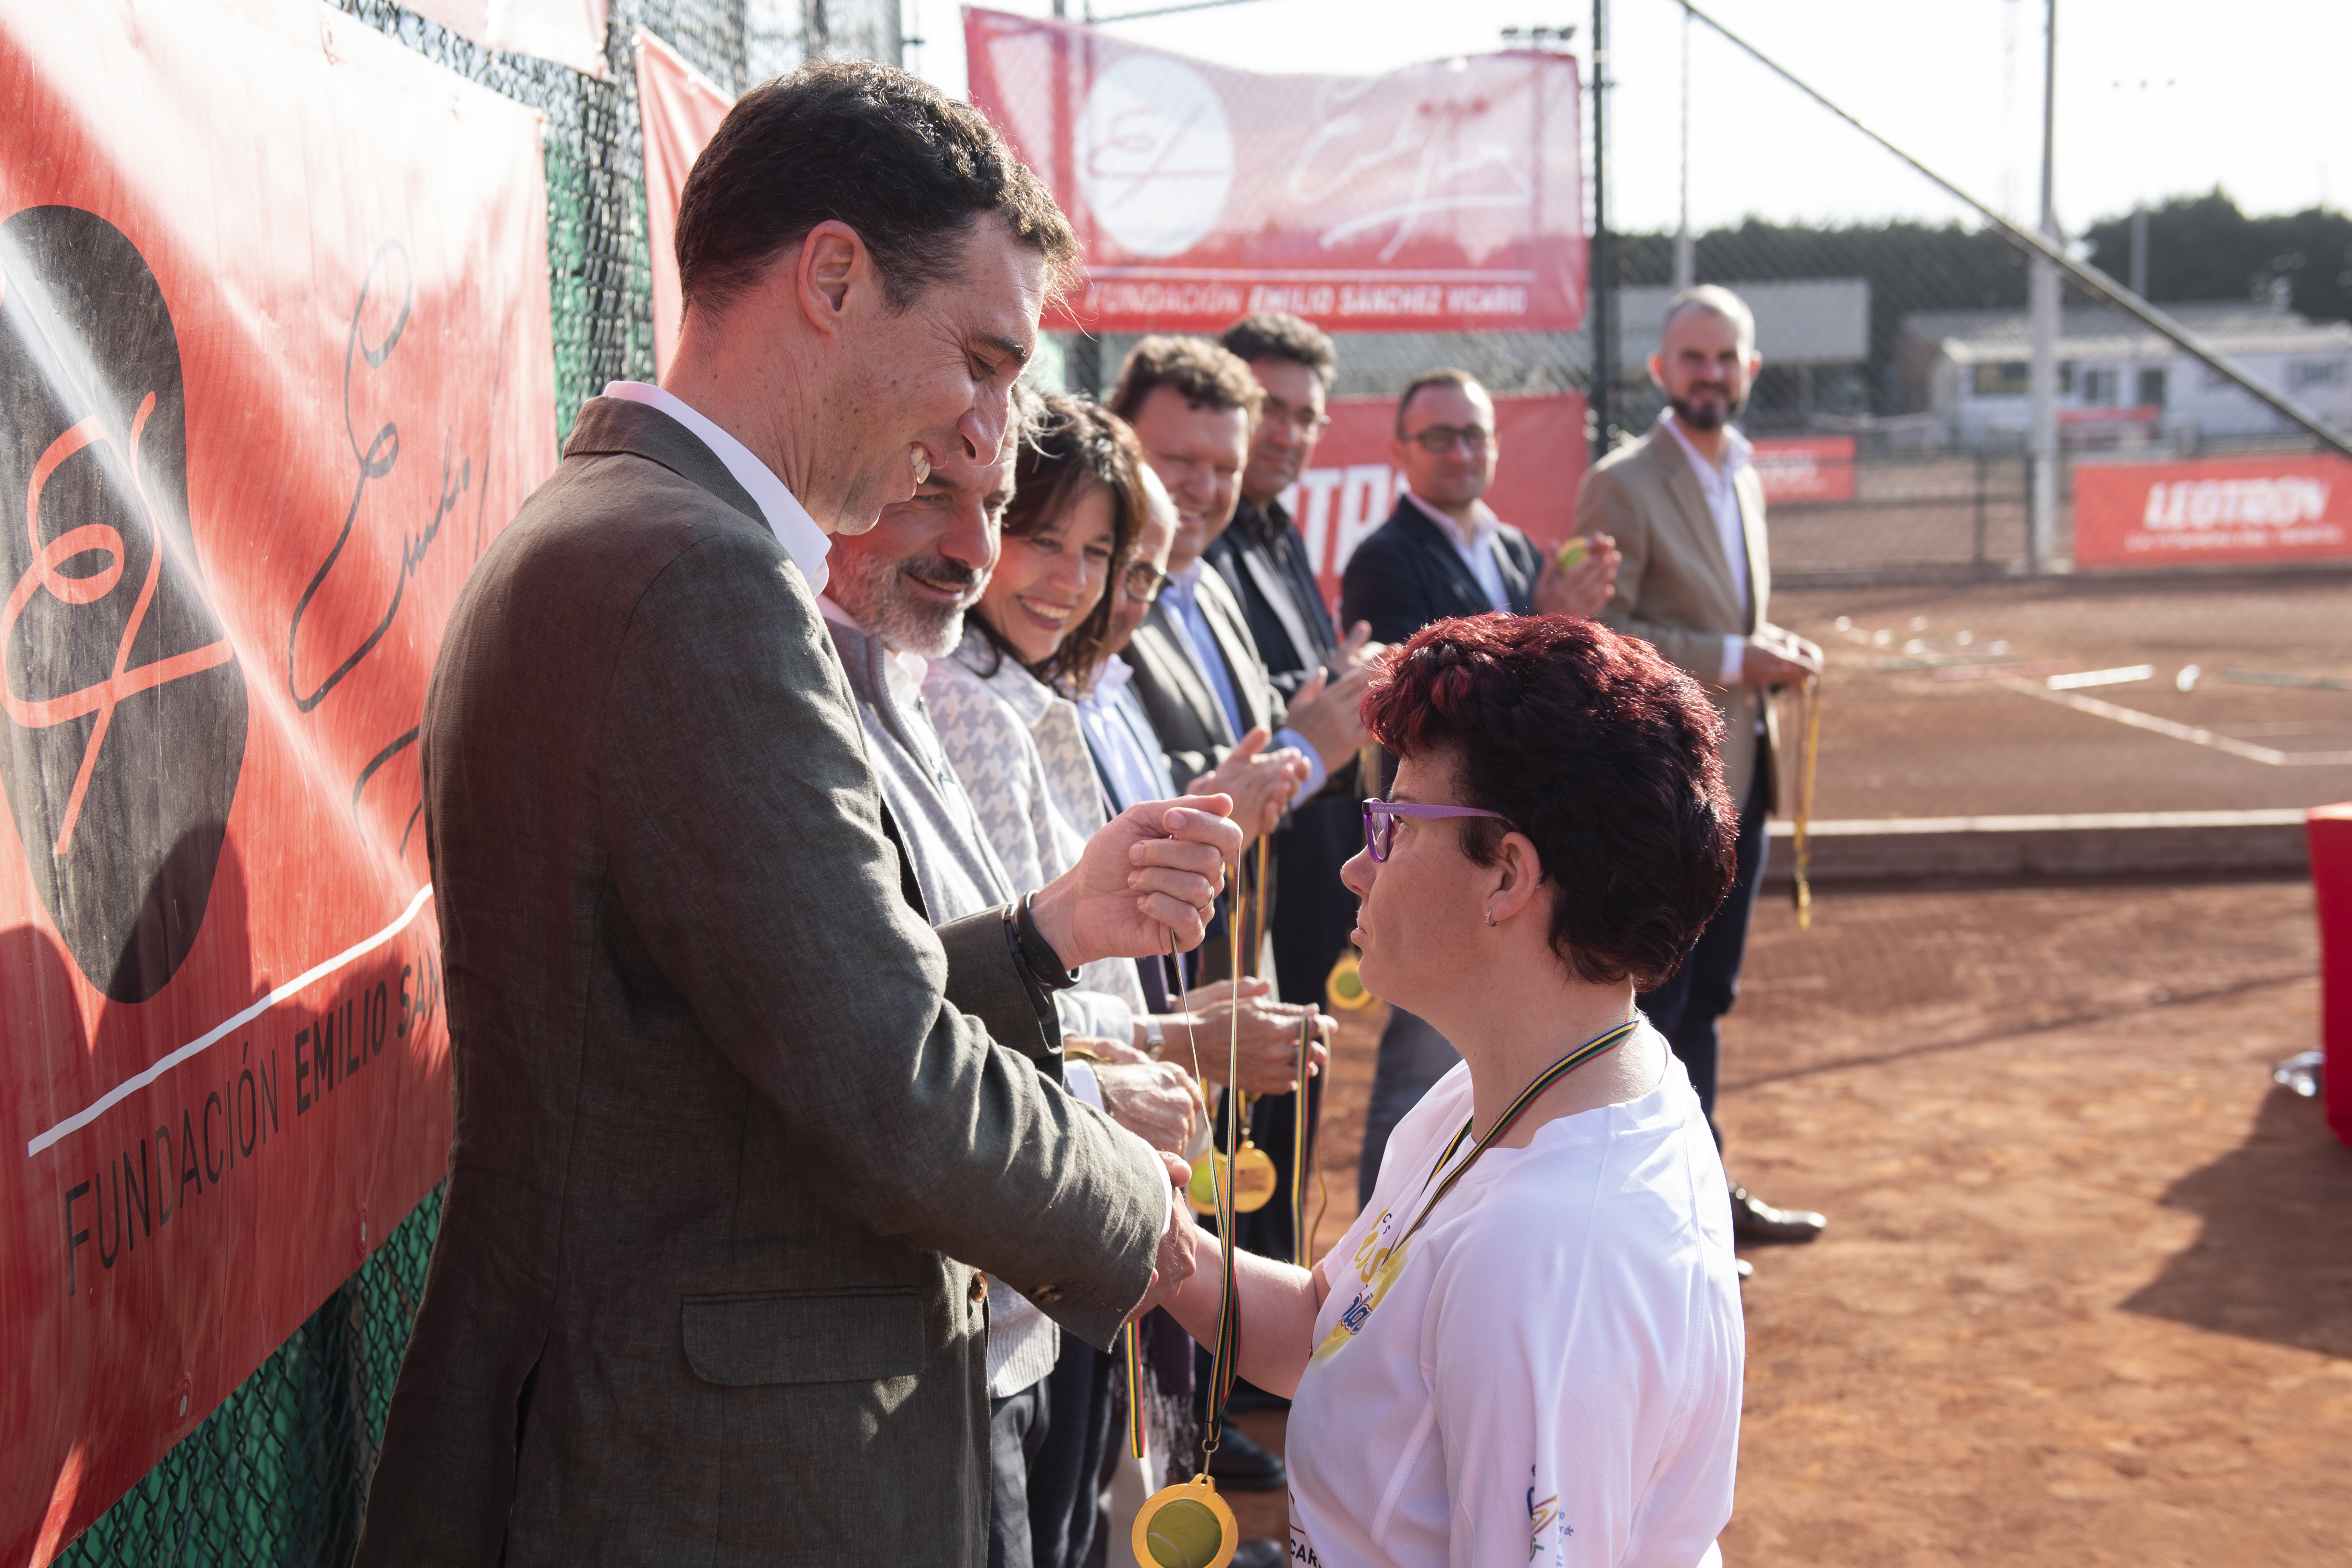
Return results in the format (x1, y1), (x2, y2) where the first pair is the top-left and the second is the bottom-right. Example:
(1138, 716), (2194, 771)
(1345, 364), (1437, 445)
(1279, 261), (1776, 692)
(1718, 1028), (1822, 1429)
(675, 60), (1076, 317)
(1220, 312), (1337, 389)
(1394, 368), (1488, 437)
(1107, 335), (1264, 424)
(1361, 614), (1738, 989)
(973, 391), (1147, 696)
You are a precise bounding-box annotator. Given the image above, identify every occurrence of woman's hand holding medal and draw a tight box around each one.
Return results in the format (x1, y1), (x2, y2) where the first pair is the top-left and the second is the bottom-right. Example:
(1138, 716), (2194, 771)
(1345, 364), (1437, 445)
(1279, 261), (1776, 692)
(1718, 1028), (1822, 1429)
(1163, 977), (1332, 1095)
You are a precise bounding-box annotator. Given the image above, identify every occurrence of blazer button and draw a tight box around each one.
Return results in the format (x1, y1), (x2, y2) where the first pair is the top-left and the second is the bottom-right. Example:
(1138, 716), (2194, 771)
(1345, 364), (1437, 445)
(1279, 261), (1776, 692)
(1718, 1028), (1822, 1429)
(968, 1274), (989, 1304)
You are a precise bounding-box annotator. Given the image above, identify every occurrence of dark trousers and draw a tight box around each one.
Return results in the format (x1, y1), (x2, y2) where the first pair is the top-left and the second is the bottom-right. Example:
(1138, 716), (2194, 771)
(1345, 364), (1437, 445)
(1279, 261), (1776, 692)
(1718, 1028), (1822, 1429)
(1638, 768), (1770, 1145)
(987, 1345), (1117, 1568)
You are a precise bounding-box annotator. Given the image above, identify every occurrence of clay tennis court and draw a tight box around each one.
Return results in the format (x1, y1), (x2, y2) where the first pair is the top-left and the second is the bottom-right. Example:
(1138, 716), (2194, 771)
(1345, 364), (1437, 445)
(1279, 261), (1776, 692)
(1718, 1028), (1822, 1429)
(1221, 571), (2352, 1561)
(1231, 877), (2348, 1564)
(1770, 572), (2352, 819)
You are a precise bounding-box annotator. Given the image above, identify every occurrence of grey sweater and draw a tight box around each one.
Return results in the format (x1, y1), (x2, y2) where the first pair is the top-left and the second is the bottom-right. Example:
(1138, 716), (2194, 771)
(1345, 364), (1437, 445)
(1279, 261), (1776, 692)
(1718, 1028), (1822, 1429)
(822, 609), (1066, 1399)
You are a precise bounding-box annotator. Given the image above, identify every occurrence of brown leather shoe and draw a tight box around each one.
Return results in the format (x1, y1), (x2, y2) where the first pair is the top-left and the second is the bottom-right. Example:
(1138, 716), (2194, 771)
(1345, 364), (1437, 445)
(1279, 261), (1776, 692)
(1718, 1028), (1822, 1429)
(1729, 1184), (1825, 1243)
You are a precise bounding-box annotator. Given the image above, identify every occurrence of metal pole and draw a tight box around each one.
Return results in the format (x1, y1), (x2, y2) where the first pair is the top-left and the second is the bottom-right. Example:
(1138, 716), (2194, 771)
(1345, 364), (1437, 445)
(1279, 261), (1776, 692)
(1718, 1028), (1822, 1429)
(1590, 0), (1614, 460)
(2129, 207), (2149, 299)
(1673, 2), (1693, 290)
(2026, 0), (2058, 574)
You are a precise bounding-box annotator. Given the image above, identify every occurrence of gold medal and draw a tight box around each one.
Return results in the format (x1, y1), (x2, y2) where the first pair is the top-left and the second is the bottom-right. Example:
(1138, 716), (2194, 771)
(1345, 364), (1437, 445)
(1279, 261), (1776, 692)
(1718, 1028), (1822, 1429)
(1131, 1474), (1238, 1568)
(1325, 949), (1376, 1011)
(1228, 1141), (1276, 1213)
(1185, 1150), (1225, 1215)
(1186, 1144), (1279, 1214)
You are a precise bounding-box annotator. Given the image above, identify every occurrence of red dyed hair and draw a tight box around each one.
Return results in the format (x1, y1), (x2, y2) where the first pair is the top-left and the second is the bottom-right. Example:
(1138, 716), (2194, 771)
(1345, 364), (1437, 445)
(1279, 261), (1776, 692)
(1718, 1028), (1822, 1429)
(1361, 612), (1738, 987)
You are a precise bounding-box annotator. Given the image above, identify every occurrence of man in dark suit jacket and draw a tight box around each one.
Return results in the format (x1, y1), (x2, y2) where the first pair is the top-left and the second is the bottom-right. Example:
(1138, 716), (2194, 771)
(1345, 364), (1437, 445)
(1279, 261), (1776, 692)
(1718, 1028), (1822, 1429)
(1209, 315), (1370, 1036)
(356, 66), (1234, 1568)
(1337, 368), (1619, 1202)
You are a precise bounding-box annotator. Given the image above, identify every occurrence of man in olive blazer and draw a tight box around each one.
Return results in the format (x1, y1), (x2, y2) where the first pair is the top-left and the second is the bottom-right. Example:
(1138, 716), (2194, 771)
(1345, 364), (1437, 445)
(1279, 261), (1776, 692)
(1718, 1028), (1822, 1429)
(357, 65), (1227, 1567)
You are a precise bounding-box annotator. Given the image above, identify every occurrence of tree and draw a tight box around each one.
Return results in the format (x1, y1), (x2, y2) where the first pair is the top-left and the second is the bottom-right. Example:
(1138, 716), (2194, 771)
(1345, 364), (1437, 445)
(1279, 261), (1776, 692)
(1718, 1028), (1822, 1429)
(2078, 191), (2352, 322)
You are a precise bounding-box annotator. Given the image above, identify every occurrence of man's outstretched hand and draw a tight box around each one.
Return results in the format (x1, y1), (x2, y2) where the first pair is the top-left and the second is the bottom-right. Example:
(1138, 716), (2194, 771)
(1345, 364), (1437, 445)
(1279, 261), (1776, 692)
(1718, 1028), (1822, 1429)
(1032, 795), (1244, 968)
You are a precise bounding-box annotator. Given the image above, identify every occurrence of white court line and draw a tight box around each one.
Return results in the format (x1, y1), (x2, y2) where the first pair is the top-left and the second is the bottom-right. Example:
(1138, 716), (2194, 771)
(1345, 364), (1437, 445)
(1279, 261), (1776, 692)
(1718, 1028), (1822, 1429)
(2000, 678), (2352, 767)
(25, 884), (436, 1158)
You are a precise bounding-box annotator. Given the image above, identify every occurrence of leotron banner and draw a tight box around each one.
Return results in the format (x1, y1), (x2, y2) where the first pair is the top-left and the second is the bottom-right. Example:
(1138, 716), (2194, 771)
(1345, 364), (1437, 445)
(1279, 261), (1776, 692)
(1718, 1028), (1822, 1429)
(963, 7), (1587, 335)
(1277, 393), (1587, 612)
(2073, 453), (2352, 569)
(0, 2), (555, 1558)
(1751, 435), (1857, 505)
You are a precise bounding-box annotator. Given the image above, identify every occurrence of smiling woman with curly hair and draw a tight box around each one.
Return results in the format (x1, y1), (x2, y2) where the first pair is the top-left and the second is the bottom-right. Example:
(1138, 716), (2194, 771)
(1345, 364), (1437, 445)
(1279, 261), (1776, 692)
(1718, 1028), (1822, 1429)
(1161, 611), (1749, 1568)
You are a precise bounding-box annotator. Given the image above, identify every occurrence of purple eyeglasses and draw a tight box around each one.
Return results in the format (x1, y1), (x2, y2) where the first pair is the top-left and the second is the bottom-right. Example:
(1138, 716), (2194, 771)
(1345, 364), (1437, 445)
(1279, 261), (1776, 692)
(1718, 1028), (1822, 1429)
(1360, 798), (1515, 862)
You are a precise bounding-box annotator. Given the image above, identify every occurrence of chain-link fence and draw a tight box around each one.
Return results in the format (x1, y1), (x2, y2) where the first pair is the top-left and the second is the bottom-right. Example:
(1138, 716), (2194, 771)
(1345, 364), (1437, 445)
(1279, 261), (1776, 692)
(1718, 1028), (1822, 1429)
(1581, 5), (2352, 827)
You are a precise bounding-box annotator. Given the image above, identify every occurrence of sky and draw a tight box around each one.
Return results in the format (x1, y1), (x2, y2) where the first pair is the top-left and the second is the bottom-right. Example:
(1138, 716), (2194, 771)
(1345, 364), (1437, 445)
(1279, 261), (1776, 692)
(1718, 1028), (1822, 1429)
(907, 0), (2349, 237)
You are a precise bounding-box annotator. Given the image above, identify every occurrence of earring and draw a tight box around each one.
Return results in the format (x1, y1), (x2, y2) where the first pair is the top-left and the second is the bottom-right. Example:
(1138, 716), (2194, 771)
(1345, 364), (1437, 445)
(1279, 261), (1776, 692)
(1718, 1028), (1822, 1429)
(1483, 909), (1496, 927)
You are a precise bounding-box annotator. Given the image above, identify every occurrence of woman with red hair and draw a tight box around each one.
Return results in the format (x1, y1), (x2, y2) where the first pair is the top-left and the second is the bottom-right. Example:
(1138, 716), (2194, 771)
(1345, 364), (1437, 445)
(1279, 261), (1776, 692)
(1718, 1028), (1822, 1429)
(1163, 612), (1747, 1568)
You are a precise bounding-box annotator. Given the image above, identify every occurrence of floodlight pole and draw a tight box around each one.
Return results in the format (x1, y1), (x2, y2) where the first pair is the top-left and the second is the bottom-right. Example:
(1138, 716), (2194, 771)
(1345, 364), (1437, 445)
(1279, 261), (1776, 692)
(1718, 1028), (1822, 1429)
(2026, 0), (2059, 575)
(1590, 0), (1615, 460)
(1673, 1), (1693, 291)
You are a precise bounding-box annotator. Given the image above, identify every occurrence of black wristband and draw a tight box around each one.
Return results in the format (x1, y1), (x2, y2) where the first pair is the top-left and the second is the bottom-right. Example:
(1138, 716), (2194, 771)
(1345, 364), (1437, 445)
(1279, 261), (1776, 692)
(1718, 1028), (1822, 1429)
(1014, 891), (1081, 992)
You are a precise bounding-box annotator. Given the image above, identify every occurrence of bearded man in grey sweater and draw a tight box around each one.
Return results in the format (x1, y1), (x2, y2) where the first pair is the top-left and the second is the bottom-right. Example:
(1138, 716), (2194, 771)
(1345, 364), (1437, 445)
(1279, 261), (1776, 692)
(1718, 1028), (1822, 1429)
(820, 407), (1200, 1568)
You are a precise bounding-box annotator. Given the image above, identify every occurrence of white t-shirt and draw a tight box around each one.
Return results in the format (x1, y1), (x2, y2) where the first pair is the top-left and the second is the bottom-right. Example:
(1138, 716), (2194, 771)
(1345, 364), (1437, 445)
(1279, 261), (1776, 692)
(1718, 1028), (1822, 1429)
(1286, 1035), (1744, 1568)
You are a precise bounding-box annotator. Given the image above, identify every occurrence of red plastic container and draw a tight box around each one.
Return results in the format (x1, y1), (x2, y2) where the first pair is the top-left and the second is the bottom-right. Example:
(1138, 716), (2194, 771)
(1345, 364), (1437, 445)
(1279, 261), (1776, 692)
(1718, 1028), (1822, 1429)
(2309, 803), (2352, 1148)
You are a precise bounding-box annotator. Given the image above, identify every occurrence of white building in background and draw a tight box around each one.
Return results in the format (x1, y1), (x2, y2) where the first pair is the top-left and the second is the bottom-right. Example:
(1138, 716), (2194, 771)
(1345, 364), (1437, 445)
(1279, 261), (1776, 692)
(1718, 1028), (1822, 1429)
(1899, 301), (2352, 447)
(1619, 278), (1873, 428)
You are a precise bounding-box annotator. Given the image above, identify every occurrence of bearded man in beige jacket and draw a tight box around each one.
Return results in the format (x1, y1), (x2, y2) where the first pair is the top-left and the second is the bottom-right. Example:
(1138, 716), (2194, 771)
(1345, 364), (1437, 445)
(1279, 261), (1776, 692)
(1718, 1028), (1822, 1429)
(1578, 284), (1829, 1256)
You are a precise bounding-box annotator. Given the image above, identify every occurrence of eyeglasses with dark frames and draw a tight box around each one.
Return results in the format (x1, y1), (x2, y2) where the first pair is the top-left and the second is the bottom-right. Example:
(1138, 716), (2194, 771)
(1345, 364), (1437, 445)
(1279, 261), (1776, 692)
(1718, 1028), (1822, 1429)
(1121, 560), (1169, 605)
(1360, 798), (1514, 862)
(1404, 423), (1493, 454)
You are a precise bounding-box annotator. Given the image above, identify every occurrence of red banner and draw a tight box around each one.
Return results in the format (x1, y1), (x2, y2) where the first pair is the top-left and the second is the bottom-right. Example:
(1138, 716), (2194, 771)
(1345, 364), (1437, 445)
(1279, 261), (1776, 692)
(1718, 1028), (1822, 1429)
(2073, 453), (2352, 568)
(1752, 435), (1856, 504)
(964, 8), (1587, 335)
(637, 28), (735, 378)
(0, 3), (555, 1557)
(1278, 392), (1587, 612)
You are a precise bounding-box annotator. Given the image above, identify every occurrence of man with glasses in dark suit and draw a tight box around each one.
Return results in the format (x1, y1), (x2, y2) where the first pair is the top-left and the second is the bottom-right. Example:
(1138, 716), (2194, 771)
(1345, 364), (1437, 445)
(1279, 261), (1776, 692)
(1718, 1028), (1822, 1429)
(1338, 368), (1620, 1202)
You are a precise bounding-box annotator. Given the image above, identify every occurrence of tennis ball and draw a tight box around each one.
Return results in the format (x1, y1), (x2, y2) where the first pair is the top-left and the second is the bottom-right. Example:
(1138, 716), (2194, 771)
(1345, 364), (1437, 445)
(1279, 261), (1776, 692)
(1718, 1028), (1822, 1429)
(1556, 537), (1590, 572)
(1143, 1499), (1225, 1568)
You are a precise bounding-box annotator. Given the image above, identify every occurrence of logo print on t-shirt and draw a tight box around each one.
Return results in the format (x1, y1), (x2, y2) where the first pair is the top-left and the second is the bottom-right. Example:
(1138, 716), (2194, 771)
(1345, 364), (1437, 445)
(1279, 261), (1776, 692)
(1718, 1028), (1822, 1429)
(0, 207), (247, 1002)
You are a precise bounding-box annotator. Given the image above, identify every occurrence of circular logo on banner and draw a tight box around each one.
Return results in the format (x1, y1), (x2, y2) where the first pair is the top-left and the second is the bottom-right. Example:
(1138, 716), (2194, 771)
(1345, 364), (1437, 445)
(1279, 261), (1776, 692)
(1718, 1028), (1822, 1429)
(1077, 54), (1235, 259)
(0, 207), (248, 1003)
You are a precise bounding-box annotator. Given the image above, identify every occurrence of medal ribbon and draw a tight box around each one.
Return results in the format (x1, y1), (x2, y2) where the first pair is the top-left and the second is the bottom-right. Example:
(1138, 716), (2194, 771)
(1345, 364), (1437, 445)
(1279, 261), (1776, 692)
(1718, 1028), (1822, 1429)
(1791, 673), (1823, 930)
(1384, 1018), (1643, 1265)
(1200, 868), (1245, 1455)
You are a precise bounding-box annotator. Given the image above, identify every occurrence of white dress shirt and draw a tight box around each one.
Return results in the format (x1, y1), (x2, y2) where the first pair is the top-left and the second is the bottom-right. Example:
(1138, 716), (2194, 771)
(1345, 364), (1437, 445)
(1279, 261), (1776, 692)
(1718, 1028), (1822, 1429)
(603, 380), (831, 595)
(1076, 657), (1179, 815)
(1402, 490), (1512, 613)
(1658, 411), (1756, 686)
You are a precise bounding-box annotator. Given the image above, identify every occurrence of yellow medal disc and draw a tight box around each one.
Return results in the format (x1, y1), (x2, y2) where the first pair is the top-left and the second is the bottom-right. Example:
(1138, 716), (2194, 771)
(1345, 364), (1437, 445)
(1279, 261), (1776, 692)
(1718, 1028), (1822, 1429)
(1185, 1150), (1222, 1214)
(1132, 1474), (1237, 1568)
(1186, 1145), (1280, 1214)
(1325, 949), (1376, 1012)
(1228, 1142), (1277, 1213)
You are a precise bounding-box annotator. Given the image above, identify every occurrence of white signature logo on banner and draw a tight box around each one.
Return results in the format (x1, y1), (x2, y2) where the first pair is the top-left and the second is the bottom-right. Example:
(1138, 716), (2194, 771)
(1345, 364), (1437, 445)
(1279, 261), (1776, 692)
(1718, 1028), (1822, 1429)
(1078, 54), (1235, 258)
